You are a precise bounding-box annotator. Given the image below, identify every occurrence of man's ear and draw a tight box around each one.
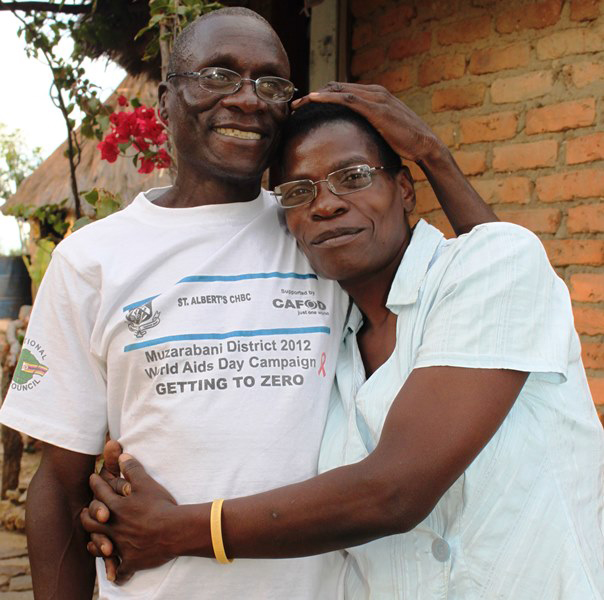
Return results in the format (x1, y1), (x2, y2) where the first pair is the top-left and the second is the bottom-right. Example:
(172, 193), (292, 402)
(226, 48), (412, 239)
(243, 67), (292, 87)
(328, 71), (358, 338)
(396, 165), (416, 214)
(158, 82), (169, 124)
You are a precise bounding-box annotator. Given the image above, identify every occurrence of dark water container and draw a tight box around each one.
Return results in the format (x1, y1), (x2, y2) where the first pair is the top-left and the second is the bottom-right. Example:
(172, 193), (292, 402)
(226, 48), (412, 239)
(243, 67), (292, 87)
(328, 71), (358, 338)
(0, 256), (32, 319)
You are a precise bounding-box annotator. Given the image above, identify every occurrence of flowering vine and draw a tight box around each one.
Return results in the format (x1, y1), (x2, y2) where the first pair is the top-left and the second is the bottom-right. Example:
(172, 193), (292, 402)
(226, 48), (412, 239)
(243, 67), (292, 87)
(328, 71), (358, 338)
(97, 96), (170, 174)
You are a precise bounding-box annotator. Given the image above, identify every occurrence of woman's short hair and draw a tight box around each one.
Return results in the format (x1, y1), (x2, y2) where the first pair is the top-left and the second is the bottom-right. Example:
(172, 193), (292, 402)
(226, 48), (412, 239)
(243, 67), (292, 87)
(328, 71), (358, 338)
(276, 102), (402, 178)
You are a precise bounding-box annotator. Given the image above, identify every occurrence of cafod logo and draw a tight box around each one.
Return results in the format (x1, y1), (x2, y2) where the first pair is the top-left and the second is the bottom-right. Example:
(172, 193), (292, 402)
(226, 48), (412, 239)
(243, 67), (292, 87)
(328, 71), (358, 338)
(13, 348), (49, 385)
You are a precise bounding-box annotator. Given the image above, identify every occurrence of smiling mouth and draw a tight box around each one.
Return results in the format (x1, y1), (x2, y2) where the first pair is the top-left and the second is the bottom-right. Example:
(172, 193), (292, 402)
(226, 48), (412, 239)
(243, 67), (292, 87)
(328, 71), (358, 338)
(214, 127), (262, 140)
(312, 228), (363, 247)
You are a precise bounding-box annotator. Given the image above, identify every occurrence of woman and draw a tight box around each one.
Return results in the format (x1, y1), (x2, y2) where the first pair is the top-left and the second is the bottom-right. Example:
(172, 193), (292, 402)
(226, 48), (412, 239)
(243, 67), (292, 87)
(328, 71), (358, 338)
(83, 85), (604, 599)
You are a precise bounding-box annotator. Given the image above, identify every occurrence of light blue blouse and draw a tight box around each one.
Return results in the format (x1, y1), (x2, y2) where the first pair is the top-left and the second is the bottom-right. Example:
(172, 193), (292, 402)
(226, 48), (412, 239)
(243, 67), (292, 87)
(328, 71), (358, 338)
(319, 220), (604, 600)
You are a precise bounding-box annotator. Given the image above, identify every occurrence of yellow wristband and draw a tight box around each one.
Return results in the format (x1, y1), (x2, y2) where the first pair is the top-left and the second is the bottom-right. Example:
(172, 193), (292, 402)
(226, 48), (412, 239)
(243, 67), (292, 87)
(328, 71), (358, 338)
(210, 499), (233, 564)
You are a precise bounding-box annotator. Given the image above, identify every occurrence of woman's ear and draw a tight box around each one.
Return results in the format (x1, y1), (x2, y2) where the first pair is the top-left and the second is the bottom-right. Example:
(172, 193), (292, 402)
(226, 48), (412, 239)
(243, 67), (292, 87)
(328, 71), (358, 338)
(396, 165), (416, 214)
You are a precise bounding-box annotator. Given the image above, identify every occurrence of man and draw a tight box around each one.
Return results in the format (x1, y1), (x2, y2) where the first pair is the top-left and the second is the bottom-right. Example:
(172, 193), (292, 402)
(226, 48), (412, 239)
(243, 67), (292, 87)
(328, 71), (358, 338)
(0, 7), (495, 599)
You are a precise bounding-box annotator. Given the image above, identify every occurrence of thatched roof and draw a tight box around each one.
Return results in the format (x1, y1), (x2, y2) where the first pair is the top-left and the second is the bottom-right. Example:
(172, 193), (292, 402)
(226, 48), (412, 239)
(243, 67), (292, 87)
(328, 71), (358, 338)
(2, 74), (171, 216)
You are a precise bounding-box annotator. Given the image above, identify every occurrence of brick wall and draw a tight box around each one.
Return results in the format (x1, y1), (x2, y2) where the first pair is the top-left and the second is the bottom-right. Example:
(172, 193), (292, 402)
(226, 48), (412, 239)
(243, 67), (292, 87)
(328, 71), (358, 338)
(350, 0), (604, 416)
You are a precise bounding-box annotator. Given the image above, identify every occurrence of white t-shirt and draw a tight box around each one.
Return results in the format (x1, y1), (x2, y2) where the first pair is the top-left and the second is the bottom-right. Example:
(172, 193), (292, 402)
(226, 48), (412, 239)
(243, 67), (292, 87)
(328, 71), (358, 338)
(320, 220), (604, 599)
(1, 188), (348, 599)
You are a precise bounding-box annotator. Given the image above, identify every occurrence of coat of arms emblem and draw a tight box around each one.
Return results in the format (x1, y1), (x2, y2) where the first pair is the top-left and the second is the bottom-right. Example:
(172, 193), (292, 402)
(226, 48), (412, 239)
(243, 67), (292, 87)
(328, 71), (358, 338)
(125, 301), (161, 338)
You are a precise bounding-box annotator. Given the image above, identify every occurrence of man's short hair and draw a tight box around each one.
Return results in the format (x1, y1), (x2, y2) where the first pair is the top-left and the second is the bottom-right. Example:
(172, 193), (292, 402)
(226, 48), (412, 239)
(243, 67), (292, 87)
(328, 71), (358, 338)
(276, 103), (403, 179)
(169, 8), (276, 73)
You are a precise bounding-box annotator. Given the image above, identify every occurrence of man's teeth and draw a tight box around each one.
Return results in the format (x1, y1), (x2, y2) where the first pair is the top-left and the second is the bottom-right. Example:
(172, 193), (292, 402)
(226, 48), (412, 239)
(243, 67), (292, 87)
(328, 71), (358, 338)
(215, 127), (262, 140)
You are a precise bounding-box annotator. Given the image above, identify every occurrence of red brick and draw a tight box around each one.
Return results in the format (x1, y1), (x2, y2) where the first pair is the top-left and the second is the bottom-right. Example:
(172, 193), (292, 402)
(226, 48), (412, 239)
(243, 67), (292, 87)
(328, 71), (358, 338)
(469, 42), (530, 75)
(460, 111), (518, 144)
(417, 0), (458, 22)
(404, 160), (427, 182)
(351, 47), (386, 77)
(536, 169), (604, 202)
(373, 66), (414, 93)
(588, 378), (604, 406)
(491, 71), (553, 104)
(567, 132), (604, 165)
(418, 54), (466, 87)
(389, 31), (432, 60)
(565, 61), (604, 88)
(415, 184), (441, 213)
(543, 239), (604, 266)
(378, 5), (415, 35)
(433, 123), (458, 147)
(437, 15), (491, 45)
(582, 342), (604, 368)
(496, 0), (563, 33)
(351, 0), (386, 18)
(352, 23), (373, 50)
(570, 273), (604, 302)
(432, 83), (486, 112)
(536, 26), (604, 60)
(493, 140), (558, 171)
(570, 0), (600, 21)
(525, 99), (596, 135)
(567, 203), (604, 233)
(471, 177), (532, 204)
(573, 305), (604, 335)
(498, 208), (561, 234)
(452, 150), (487, 175)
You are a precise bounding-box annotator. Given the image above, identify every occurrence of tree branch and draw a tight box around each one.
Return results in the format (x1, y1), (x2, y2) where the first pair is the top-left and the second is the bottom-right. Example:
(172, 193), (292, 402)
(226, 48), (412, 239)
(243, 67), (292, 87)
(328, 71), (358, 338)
(0, 1), (93, 14)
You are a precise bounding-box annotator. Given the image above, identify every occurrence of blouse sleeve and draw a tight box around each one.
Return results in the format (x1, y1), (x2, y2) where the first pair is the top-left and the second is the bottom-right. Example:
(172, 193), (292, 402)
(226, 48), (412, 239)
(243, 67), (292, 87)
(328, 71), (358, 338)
(414, 223), (574, 383)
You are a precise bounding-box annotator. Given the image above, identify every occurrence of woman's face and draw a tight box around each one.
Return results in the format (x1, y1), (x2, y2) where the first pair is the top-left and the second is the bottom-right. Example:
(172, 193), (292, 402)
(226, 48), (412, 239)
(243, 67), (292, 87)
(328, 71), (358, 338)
(282, 121), (415, 286)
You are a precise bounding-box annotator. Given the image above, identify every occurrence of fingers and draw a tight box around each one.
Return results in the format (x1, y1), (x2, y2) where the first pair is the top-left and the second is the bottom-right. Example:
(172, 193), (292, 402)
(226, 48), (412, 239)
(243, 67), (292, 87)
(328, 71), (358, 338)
(101, 440), (123, 478)
(292, 82), (386, 110)
(81, 506), (110, 535)
(89, 499), (110, 523)
(89, 473), (120, 508)
(86, 539), (119, 582)
(87, 532), (113, 557)
(107, 476), (132, 497)
(105, 556), (120, 583)
(118, 453), (147, 486)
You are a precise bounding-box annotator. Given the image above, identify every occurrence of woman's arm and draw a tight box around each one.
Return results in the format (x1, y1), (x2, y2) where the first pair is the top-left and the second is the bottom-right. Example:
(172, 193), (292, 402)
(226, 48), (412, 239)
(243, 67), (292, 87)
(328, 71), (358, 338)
(82, 365), (526, 575)
(292, 83), (499, 235)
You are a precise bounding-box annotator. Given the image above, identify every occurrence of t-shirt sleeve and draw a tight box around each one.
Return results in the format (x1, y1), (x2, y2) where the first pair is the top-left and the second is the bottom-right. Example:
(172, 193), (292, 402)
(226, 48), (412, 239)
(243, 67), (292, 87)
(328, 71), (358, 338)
(413, 223), (574, 383)
(0, 249), (108, 454)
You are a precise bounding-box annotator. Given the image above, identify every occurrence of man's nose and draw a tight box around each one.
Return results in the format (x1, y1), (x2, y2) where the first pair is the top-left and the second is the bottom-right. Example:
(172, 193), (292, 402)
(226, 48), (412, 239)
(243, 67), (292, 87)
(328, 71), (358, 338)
(220, 80), (265, 112)
(310, 183), (349, 219)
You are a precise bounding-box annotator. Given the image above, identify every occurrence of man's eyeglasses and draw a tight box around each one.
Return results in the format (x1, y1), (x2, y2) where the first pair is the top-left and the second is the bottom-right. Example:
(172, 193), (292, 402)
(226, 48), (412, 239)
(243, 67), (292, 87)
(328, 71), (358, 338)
(166, 67), (297, 104)
(274, 164), (398, 209)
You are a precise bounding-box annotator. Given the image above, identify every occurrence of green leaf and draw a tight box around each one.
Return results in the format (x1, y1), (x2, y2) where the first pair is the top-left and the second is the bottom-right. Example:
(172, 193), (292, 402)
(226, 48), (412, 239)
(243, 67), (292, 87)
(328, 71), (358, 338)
(97, 114), (110, 132)
(83, 188), (99, 206)
(130, 97), (142, 108)
(96, 196), (121, 219)
(72, 216), (93, 232)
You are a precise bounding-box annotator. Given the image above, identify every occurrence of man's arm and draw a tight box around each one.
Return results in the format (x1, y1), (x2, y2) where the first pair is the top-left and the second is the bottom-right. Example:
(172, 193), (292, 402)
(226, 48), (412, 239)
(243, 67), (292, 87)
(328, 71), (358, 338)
(292, 82), (498, 235)
(28, 444), (97, 599)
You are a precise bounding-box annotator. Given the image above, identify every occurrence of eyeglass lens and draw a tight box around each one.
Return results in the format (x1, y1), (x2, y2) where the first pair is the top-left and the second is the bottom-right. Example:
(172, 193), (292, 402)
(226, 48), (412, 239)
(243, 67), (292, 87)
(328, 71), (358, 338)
(277, 166), (374, 208)
(197, 68), (294, 102)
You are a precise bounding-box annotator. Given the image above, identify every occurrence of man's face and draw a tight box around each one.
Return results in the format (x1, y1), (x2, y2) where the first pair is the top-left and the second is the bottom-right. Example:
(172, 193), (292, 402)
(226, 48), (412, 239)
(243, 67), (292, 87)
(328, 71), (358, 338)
(161, 15), (290, 183)
(283, 121), (415, 285)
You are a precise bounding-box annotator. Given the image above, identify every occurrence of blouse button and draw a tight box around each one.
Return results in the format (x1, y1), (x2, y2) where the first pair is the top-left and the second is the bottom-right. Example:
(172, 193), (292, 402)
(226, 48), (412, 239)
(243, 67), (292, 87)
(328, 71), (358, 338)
(431, 538), (451, 562)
